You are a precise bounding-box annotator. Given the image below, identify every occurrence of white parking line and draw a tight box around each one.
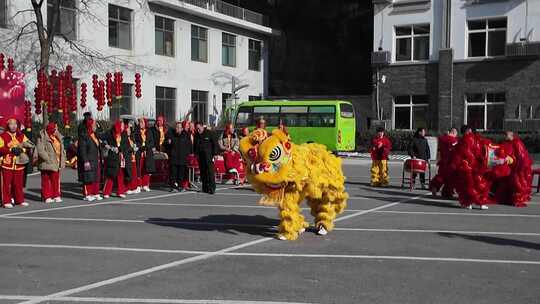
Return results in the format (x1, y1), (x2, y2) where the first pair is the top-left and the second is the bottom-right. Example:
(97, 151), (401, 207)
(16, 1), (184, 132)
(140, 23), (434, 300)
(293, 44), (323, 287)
(0, 243), (538, 266)
(333, 228), (540, 236)
(0, 295), (313, 303)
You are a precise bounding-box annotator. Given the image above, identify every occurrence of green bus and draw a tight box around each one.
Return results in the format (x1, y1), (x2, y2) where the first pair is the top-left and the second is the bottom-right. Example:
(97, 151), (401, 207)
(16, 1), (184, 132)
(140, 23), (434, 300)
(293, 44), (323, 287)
(233, 100), (356, 152)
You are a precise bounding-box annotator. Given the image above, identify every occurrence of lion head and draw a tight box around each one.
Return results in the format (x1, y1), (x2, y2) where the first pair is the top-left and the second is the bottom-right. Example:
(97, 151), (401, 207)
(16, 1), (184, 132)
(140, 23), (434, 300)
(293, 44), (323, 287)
(240, 129), (294, 200)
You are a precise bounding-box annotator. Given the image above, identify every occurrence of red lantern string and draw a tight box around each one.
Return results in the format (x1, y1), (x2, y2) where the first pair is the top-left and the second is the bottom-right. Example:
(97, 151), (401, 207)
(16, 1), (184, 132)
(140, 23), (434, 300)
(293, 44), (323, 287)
(70, 82), (77, 113)
(7, 58), (14, 72)
(80, 83), (87, 108)
(92, 74), (99, 100)
(57, 72), (64, 113)
(114, 72), (123, 99)
(24, 100), (32, 131)
(106, 72), (113, 107)
(50, 70), (58, 111)
(135, 73), (142, 99)
(33, 87), (42, 115)
(0, 53), (4, 71)
(97, 80), (105, 111)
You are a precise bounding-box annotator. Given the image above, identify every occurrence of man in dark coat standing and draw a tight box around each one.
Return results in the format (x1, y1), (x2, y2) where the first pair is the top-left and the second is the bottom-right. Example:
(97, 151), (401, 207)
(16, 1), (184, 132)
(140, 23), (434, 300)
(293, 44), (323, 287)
(165, 121), (193, 192)
(194, 122), (217, 194)
(408, 127), (431, 189)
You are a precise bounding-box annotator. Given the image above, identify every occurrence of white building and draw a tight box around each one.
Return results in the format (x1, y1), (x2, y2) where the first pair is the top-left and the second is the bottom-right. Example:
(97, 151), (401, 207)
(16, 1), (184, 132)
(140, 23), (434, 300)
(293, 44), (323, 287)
(0, 0), (273, 125)
(372, 0), (540, 132)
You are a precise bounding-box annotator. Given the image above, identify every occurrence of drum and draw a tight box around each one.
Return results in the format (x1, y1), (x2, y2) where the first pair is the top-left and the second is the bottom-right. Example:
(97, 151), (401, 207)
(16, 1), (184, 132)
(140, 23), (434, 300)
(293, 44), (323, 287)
(404, 159), (427, 173)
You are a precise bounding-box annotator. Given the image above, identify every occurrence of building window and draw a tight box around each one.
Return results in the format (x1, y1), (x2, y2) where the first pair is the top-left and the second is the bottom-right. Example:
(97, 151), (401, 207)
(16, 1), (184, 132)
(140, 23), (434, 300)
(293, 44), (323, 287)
(156, 86), (176, 123)
(467, 18), (506, 58)
(47, 0), (77, 40)
(222, 33), (236, 67)
(393, 95), (429, 130)
(465, 92), (505, 130)
(110, 84), (133, 121)
(109, 4), (132, 50)
(191, 90), (208, 123)
(249, 39), (262, 71)
(0, 0), (8, 28)
(155, 16), (174, 57)
(395, 24), (430, 62)
(249, 95), (261, 101)
(191, 25), (208, 62)
(222, 93), (232, 112)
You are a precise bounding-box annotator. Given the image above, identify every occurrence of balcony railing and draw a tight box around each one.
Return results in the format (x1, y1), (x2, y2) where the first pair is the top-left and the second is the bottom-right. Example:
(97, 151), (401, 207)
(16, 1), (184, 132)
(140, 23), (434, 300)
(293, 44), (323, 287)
(180, 0), (269, 27)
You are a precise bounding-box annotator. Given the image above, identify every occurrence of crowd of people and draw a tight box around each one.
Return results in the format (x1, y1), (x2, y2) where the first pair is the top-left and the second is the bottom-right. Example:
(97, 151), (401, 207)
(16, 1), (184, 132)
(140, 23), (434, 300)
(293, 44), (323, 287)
(370, 125), (533, 209)
(0, 113), (248, 208)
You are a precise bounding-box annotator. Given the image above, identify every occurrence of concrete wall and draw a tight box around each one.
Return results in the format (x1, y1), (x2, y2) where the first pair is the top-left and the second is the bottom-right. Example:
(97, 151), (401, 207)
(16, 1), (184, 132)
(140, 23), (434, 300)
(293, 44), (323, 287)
(0, 0), (270, 122)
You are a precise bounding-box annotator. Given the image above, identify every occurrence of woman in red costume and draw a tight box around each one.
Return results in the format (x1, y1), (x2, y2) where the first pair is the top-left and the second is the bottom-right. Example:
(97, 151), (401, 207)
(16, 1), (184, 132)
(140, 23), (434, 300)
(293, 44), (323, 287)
(450, 125), (491, 210)
(0, 118), (33, 208)
(493, 131), (532, 207)
(430, 127), (459, 197)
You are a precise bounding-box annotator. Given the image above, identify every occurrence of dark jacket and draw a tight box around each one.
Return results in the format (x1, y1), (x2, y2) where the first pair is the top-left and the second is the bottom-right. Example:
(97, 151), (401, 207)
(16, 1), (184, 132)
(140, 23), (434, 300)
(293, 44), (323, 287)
(134, 127), (156, 174)
(194, 129), (218, 160)
(77, 130), (101, 183)
(101, 129), (132, 179)
(409, 135), (431, 160)
(166, 130), (193, 165)
(151, 126), (170, 152)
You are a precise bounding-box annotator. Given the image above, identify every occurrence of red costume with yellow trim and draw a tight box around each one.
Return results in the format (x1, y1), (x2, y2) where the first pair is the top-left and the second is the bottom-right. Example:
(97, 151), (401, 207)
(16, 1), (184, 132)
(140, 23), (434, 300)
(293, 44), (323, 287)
(0, 118), (31, 206)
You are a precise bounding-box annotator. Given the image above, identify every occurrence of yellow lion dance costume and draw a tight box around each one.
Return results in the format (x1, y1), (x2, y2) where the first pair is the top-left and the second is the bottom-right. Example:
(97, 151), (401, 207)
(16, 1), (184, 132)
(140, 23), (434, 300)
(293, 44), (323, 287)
(239, 129), (348, 240)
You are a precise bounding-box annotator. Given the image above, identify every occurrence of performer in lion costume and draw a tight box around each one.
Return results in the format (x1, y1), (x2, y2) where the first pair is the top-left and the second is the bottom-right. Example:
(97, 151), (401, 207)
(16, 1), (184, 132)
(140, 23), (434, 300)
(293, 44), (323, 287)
(239, 128), (348, 240)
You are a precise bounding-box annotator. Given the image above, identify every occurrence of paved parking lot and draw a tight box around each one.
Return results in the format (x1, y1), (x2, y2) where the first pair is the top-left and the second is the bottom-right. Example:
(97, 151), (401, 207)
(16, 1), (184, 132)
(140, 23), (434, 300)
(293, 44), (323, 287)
(0, 160), (538, 304)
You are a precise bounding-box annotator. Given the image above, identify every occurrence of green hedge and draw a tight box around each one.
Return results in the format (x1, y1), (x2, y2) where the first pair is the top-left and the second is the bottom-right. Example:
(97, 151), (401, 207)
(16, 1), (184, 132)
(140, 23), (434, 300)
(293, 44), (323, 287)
(356, 130), (540, 153)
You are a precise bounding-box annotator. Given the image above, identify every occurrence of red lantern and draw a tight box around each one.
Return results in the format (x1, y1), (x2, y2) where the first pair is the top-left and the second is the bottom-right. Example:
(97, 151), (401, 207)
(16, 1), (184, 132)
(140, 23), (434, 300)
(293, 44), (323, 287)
(70, 82), (77, 113)
(97, 80), (105, 111)
(50, 70), (58, 111)
(47, 81), (54, 114)
(134, 73), (142, 99)
(33, 87), (42, 115)
(7, 58), (14, 72)
(92, 74), (99, 100)
(80, 83), (87, 108)
(114, 72), (123, 99)
(57, 73), (64, 113)
(106, 72), (113, 107)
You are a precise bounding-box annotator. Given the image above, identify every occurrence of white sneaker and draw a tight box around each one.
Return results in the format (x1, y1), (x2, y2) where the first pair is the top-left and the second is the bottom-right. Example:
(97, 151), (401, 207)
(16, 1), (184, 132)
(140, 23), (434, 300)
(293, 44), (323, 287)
(118, 194), (126, 198)
(54, 197), (62, 203)
(464, 205), (473, 210)
(317, 225), (328, 236)
(142, 186), (150, 192)
(94, 195), (103, 201)
(45, 198), (54, 204)
(135, 187), (141, 194)
(85, 196), (96, 202)
(277, 234), (288, 241)
(103, 195), (110, 199)
(126, 190), (134, 195)
(479, 204), (489, 210)
(3, 203), (13, 208)
(19, 202), (29, 207)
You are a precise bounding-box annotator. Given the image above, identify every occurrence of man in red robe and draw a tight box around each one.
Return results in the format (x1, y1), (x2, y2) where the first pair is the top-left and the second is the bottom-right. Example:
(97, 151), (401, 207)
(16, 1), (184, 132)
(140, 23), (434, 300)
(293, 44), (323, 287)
(430, 128), (459, 197)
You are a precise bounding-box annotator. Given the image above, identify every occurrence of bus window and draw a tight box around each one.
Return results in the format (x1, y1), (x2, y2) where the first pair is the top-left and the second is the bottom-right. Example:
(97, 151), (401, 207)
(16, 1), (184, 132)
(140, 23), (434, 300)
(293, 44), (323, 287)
(235, 107), (252, 127)
(309, 106), (336, 127)
(254, 106), (280, 126)
(340, 103), (355, 118)
(281, 106), (308, 127)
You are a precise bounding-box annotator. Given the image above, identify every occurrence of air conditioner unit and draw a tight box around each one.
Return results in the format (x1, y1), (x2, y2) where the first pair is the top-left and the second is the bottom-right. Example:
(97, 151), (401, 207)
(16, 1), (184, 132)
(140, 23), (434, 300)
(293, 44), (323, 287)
(372, 51), (391, 65)
(506, 42), (540, 57)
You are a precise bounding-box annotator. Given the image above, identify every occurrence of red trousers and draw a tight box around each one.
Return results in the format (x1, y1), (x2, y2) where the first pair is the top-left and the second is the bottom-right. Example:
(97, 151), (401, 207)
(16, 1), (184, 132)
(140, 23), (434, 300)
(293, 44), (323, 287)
(41, 170), (61, 200)
(2, 169), (25, 205)
(82, 163), (101, 197)
(138, 156), (150, 188)
(128, 162), (138, 191)
(103, 168), (125, 196)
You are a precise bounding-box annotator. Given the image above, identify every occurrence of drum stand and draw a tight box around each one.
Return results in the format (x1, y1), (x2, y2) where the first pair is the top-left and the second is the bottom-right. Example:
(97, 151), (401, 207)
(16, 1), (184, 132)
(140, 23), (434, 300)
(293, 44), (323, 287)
(188, 167), (199, 191)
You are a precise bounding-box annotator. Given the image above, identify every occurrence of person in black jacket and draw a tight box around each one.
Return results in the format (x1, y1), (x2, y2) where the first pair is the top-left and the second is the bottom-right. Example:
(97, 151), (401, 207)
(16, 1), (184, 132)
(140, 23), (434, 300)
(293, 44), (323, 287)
(101, 120), (131, 198)
(165, 121), (193, 192)
(194, 122), (217, 194)
(408, 127), (431, 189)
(135, 117), (156, 192)
(77, 118), (102, 201)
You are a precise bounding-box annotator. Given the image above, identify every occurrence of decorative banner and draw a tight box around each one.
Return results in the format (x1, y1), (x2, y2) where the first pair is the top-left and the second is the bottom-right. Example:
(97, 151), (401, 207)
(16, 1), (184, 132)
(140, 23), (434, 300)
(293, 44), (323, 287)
(0, 54), (26, 123)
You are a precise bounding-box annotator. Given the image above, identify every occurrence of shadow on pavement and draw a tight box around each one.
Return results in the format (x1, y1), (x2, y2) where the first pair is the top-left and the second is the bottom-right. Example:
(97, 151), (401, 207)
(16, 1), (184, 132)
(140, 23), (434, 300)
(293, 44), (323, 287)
(145, 214), (278, 238)
(438, 232), (540, 250)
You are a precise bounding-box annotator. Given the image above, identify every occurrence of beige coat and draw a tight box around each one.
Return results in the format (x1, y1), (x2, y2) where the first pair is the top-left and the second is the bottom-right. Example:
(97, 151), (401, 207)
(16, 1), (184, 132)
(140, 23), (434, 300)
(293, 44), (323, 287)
(36, 129), (66, 172)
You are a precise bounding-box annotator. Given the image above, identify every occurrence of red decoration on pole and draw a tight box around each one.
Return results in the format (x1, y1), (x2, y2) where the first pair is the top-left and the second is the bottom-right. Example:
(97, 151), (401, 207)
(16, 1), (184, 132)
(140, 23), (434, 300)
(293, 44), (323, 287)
(24, 100), (32, 131)
(57, 72), (64, 113)
(70, 82), (77, 113)
(50, 70), (58, 111)
(80, 83), (87, 108)
(106, 72), (113, 107)
(134, 73), (142, 99)
(92, 74), (99, 100)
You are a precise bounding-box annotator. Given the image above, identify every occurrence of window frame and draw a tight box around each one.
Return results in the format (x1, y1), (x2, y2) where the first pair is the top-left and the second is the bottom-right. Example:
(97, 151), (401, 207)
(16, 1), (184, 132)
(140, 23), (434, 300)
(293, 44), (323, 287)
(464, 92), (506, 131)
(47, 0), (78, 40)
(394, 24), (431, 62)
(191, 90), (209, 123)
(191, 25), (208, 63)
(392, 95), (429, 130)
(222, 32), (236, 67)
(108, 4), (132, 50)
(155, 15), (175, 57)
(248, 39), (262, 71)
(466, 17), (507, 58)
(155, 86), (176, 123)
